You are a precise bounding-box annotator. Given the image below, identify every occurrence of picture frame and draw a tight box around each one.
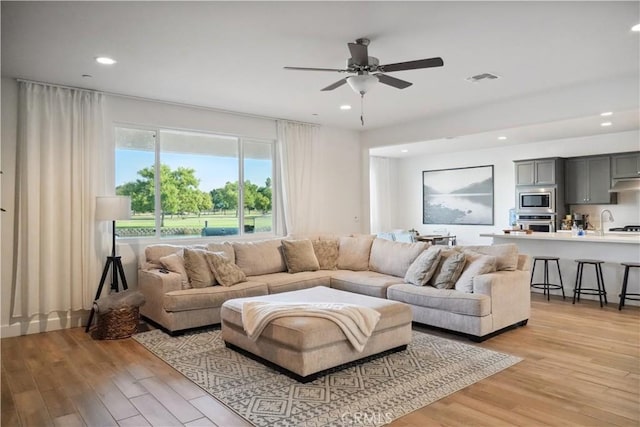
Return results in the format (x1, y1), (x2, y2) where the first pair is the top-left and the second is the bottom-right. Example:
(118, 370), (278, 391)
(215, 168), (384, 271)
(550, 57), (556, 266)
(422, 165), (494, 225)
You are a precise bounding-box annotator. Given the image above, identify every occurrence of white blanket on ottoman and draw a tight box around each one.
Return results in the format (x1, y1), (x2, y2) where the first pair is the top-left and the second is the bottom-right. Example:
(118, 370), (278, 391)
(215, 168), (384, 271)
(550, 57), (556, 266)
(242, 302), (381, 352)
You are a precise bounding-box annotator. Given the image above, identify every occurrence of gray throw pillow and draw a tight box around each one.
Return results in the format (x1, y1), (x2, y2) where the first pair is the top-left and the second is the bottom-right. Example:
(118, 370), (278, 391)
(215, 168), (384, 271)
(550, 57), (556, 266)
(431, 251), (466, 289)
(404, 247), (442, 286)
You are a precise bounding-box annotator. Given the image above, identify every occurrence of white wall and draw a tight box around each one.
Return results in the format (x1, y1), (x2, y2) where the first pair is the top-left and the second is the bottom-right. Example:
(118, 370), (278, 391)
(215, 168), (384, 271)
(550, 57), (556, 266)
(387, 130), (639, 245)
(0, 81), (363, 336)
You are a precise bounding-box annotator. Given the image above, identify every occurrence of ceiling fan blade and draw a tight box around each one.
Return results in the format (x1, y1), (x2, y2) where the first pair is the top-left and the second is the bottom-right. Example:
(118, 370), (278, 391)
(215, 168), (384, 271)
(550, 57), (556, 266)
(375, 73), (413, 89)
(284, 66), (346, 72)
(379, 57), (444, 73)
(348, 42), (369, 66)
(321, 78), (348, 91)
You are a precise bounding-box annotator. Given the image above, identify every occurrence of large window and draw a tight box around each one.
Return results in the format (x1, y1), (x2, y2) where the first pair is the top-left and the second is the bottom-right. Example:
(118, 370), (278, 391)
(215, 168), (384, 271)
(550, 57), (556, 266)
(115, 126), (274, 239)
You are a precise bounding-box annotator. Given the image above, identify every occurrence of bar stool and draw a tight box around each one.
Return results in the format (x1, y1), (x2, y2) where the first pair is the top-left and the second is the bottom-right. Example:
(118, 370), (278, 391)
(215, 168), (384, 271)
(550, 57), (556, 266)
(530, 256), (565, 300)
(618, 262), (640, 310)
(572, 259), (607, 308)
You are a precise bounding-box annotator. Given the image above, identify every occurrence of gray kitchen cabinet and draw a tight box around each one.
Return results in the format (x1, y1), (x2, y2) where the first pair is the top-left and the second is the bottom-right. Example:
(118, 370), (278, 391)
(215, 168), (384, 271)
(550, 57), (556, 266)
(565, 156), (616, 204)
(515, 158), (557, 185)
(611, 152), (640, 178)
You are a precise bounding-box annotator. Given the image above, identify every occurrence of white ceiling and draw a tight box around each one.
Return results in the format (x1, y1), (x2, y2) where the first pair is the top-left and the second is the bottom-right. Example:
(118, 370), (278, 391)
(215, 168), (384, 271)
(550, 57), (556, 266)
(2, 1), (639, 136)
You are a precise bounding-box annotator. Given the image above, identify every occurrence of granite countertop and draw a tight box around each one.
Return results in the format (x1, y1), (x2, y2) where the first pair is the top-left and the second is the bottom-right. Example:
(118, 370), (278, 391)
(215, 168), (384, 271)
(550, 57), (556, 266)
(480, 231), (640, 245)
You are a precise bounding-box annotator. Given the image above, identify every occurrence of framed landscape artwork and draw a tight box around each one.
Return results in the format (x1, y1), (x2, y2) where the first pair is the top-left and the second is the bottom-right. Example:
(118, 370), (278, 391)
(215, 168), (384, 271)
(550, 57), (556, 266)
(423, 165), (494, 225)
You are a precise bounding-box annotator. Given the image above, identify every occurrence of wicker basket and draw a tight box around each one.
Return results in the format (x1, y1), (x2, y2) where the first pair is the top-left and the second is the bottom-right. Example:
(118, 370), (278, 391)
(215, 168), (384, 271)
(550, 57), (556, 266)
(95, 306), (139, 340)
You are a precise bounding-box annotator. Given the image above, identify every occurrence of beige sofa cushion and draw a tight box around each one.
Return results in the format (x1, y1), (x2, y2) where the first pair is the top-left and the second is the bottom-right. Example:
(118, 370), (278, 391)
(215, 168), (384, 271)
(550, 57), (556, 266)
(369, 239), (428, 278)
(431, 251), (466, 289)
(144, 244), (184, 269)
(337, 236), (374, 271)
(282, 239), (320, 273)
(233, 239), (286, 276)
(247, 271), (331, 294)
(163, 281), (268, 312)
(460, 244), (518, 271)
(330, 270), (404, 298)
(206, 242), (235, 264)
(159, 253), (190, 289)
(404, 246), (442, 286)
(312, 239), (339, 270)
(205, 252), (246, 287)
(183, 248), (217, 288)
(455, 252), (498, 293)
(387, 284), (491, 317)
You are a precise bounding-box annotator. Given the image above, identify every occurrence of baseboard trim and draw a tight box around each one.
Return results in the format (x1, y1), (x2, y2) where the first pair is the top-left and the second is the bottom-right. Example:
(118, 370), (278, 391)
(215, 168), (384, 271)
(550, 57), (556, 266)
(1, 311), (89, 338)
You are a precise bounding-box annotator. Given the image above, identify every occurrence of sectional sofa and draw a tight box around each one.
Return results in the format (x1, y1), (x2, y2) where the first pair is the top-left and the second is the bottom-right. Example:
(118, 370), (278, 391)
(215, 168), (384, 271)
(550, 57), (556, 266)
(137, 236), (531, 341)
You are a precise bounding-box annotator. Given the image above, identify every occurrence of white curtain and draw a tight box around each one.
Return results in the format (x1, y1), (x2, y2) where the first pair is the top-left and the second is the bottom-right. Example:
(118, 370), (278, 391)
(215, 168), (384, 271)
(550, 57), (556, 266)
(370, 156), (393, 233)
(276, 120), (319, 235)
(12, 82), (108, 317)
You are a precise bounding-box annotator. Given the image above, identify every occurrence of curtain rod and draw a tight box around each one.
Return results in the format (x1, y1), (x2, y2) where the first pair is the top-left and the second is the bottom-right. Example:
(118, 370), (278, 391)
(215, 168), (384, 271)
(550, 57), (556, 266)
(14, 77), (319, 127)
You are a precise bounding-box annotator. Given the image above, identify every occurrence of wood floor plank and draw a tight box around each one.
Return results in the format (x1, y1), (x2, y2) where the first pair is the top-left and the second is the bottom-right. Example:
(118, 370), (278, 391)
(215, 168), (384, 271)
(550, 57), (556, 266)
(138, 376), (203, 423)
(184, 417), (218, 427)
(117, 414), (152, 427)
(0, 293), (638, 427)
(129, 394), (183, 427)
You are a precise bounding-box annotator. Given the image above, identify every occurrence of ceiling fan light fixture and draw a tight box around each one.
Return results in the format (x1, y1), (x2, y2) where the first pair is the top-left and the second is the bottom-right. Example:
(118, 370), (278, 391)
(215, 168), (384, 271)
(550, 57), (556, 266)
(347, 74), (378, 95)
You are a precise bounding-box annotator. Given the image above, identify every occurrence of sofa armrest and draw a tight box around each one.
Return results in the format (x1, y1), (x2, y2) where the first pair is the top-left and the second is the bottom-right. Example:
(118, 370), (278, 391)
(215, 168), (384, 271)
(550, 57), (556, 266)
(517, 254), (531, 272)
(138, 269), (182, 294)
(473, 270), (531, 330)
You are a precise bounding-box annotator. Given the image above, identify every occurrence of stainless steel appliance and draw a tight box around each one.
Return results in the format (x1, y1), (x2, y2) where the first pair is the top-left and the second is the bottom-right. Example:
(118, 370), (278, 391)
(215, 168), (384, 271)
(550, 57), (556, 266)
(516, 213), (556, 232)
(517, 187), (555, 214)
(609, 225), (640, 232)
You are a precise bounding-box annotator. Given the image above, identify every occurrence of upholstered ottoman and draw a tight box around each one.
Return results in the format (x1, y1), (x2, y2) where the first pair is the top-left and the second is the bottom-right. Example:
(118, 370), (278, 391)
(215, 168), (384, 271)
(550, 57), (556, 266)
(221, 286), (413, 381)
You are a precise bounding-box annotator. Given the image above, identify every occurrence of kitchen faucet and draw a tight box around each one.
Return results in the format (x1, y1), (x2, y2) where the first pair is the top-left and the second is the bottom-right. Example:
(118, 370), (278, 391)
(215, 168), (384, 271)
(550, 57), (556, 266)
(599, 209), (614, 236)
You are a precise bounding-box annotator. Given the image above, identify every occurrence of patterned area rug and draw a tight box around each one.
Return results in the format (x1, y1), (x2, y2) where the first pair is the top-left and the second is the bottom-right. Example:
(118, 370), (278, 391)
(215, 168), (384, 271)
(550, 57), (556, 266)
(133, 328), (521, 427)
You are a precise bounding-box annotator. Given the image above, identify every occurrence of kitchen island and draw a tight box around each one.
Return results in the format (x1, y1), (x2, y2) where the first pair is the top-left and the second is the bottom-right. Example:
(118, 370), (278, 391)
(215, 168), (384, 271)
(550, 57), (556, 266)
(480, 232), (640, 306)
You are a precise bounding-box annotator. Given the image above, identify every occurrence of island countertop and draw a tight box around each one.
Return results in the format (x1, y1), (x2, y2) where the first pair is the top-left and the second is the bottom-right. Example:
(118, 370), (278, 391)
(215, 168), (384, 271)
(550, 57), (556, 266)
(479, 231), (640, 245)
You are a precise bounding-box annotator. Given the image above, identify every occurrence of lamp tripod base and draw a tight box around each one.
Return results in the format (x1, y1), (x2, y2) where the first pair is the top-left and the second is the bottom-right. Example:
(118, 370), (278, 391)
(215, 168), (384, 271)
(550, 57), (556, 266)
(85, 255), (129, 332)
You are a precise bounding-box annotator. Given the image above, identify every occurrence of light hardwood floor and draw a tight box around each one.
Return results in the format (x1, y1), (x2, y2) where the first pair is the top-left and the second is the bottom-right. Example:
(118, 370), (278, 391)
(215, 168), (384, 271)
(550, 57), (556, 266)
(2, 294), (639, 426)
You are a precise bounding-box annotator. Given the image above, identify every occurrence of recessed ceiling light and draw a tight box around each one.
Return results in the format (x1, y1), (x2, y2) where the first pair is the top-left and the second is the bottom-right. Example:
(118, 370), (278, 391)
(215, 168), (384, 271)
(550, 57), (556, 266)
(632, 23), (640, 32)
(340, 105), (352, 110)
(401, 149), (409, 153)
(95, 56), (117, 65)
(498, 136), (507, 140)
(601, 122), (612, 127)
(600, 111), (613, 116)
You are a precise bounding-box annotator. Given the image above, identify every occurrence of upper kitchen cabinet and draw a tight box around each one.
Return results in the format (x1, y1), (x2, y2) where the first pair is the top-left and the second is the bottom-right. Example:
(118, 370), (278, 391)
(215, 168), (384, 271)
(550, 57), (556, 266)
(611, 152), (640, 179)
(565, 156), (616, 205)
(514, 158), (562, 186)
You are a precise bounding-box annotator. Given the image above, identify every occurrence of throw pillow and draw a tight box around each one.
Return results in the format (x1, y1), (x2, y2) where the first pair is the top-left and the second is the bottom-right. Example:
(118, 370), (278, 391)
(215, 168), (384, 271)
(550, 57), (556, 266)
(206, 242), (235, 264)
(431, 251), (466, 289)
(404, 246), (443, 286)
(281, 239), (320, 273)
(336, 236), (374, 271)
(312, 239), (339, 270)
(183, 248), (217, 288)
(205, 251), (246, 287)
(159, 253), (190, 290)
(455, 251), (498, 293)
(460, 244), (518, 271)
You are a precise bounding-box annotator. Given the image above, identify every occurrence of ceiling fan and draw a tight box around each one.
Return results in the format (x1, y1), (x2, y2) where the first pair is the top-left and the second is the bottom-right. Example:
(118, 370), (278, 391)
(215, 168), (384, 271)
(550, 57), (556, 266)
(284, 38), (444, 125)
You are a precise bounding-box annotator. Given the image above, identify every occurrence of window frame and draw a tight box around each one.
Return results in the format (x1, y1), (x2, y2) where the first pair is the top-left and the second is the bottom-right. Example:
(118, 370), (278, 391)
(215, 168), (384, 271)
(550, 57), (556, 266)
(113, 122), (278, 241)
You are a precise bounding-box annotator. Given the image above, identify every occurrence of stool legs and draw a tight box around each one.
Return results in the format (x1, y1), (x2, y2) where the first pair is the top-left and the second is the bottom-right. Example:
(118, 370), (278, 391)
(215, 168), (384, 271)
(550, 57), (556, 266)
(572, 261), (607, 308)
(555, 259), (566, 300)
(619, 265), (630, 310)
(531, 257), (564, 301)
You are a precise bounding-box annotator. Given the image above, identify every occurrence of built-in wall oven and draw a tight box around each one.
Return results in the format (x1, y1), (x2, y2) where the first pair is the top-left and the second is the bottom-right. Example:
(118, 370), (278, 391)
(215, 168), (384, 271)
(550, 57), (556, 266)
(517, 187), (555, 213)
(516, 214), (556, 232)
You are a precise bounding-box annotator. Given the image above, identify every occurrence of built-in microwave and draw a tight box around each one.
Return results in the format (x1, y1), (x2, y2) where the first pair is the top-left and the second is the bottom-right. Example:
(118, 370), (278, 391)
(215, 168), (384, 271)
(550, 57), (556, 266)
(517, 187), (555, 213)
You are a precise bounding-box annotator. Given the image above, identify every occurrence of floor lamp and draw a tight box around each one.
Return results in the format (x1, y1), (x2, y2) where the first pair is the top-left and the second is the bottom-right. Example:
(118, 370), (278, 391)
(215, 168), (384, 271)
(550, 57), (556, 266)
(85, 195), (132, 332)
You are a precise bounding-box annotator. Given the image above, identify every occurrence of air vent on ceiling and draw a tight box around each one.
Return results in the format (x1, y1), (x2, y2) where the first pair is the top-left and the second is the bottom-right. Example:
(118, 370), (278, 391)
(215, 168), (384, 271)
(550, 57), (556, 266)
(466, 73), (500, 83)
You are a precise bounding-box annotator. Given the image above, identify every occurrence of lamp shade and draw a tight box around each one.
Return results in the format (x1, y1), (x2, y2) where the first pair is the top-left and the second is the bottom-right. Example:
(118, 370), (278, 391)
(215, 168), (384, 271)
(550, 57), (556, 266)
(347, 74), (378, 95)
(96, 196), (131, 221)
